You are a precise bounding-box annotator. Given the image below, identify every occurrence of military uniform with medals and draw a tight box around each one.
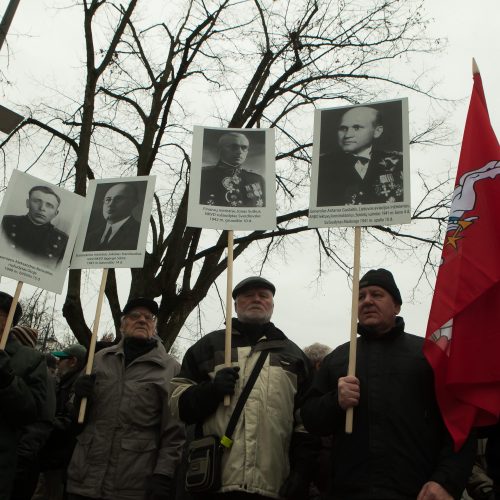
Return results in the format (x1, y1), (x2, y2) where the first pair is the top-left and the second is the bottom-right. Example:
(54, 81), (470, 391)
(199, 162), (266, 207)
(1, 215), (68, 266)
(317, 149), (404, 206)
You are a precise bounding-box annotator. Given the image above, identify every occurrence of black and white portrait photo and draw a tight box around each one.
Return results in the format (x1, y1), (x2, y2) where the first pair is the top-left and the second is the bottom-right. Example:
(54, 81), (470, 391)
(2, 184), (68, 265)
(316, 100), (406, 207)
(83, 180), (146, 252)
(199, 129), (266, 208)
(71, 176), (156, 270)
(0, 170), (85, 293)
(187, 126), (276, 231)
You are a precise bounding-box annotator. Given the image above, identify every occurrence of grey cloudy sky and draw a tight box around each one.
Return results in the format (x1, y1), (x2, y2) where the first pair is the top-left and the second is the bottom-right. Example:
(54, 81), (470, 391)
(0, 0), (499, 352)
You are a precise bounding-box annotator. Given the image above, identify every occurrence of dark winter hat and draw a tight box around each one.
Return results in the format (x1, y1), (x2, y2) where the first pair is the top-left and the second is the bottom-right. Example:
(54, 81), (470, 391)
(232, 276), (276, 299)
(122, 297), (159, 316)
(10, 325), (38, 348)
(359, 268), (402, 305)
(52, 344), (87, 366)
(0, 291), (22, 325)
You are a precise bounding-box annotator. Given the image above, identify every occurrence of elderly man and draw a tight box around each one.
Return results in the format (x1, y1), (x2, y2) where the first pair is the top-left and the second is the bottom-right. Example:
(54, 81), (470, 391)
(2, 185), (68, 265)
(0, 292), (48, 499)
(199, 132), (266, 207)
(317, 106), (403, 206)
(83, 182), (142, 252)
(170, 276), (317, 499)
(301, 269), (475, 500)
(66, 297), (185, 500)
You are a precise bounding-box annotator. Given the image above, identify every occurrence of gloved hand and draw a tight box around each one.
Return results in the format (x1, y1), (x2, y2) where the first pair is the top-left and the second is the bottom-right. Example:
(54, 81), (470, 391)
(74, 374), (96, 400)
(0, 350), (14, 388)
(279, 469), (310, 500)
(213, 366), (240, 400)
(145, 473), (173, 500)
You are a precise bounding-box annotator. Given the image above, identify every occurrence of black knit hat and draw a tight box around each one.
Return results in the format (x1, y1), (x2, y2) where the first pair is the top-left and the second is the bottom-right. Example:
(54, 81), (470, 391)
(0, 292), (22, 326)
(359, 268), (402, 305)
(232, 276), (275, 299)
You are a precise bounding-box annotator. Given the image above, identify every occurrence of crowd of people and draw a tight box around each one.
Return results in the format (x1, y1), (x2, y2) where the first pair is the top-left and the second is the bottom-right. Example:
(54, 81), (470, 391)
(0, 270), (498, 500)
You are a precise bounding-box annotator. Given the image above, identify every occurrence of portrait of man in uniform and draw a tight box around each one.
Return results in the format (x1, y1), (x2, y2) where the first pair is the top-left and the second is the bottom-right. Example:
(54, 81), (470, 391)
(316, 102), (404, 206)
(83, 181), (145, 252)
(1, 185), (68, 267)
(199, 131), (266, 207)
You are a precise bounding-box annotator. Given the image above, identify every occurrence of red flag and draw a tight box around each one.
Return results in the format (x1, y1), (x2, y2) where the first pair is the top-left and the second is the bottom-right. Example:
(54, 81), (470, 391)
(424, 65), (500, 450)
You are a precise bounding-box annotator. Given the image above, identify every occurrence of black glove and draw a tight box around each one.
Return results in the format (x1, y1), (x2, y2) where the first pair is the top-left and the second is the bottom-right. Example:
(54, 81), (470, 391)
(213, 366), (240, 400)
(0, 350), (14, 388)
(146, 473), (172, 500)
(74, 374), (96, 400)
(279, 469), (310, 500)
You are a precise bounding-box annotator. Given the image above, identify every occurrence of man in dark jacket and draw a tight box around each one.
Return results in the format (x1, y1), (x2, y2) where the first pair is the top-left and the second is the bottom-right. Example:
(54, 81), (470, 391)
(301, 269), (475, 500)
(37, 343), (87, 499)
(0, 292), (48, 499)
(10, 326), (56, 500)
(170, 276), (318, 499)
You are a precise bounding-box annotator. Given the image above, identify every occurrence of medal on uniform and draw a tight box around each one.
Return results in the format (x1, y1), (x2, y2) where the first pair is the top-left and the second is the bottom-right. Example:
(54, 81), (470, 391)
(222, 168), (243, 206)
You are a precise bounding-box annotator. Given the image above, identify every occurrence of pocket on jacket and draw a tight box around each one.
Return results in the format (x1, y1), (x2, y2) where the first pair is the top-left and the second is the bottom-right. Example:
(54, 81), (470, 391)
(126, 382), (162, 426)
(67, 432), (94, 483)
(116, 438), (158, 489)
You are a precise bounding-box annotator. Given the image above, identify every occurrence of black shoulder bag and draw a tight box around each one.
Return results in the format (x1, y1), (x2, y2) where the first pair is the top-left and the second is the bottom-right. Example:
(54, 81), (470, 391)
(185, 349), (269, 493)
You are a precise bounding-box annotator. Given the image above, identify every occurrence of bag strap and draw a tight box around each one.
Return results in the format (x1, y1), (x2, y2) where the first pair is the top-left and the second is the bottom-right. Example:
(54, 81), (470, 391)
(220, 348), (269, 449)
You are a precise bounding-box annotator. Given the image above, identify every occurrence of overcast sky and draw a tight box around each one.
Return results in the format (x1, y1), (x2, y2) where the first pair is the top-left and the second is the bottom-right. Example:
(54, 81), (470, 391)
(0, 0), (499, 353)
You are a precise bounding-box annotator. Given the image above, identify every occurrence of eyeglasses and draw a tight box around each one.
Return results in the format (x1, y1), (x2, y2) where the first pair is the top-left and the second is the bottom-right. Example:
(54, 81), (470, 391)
(126, 311), (157, 322)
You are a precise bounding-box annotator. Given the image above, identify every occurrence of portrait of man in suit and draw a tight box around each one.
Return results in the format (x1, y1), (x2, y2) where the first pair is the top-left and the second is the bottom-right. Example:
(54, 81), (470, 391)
(316, 104), (404, 206)
(83, 182), (143, 252)
(1, 185), (68, 267)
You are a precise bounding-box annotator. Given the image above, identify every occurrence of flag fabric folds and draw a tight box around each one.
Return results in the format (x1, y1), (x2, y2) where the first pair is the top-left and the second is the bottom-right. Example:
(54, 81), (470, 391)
(424, 68), (500, 450)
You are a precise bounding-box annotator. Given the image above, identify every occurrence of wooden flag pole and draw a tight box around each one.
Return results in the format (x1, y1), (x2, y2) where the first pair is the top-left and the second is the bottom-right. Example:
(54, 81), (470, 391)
(224, 229), (234, 407)
(78, 268), (109, 424)
(345, 226), (361, 433)
(0, 281), (23, 350)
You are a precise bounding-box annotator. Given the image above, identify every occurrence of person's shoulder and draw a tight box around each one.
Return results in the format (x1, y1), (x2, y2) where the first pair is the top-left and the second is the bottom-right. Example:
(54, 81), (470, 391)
(372, 149), (403, 168)
(123, 216), (140, 229)
(49, 224), (69, 243)
(188, 329), (225, 350)
(6, 336), (45, 370)
(318, 150), (351, 168)
(402, 331), (425, 346)
(241, 169), (265, 183)
(2, 214), (27, 227)
(201, 164), (223, 174)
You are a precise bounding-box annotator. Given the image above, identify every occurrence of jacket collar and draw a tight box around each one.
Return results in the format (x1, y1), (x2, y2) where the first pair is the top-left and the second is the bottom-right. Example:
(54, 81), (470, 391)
(357, 316), (405, 341)
(102, 337), (168, 368)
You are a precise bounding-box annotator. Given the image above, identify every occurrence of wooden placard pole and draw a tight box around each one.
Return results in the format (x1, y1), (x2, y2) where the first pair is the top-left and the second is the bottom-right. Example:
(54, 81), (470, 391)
(224, 230), (234, 407)
(0, 281), (23, 350)
(345, 226), (361, 433)
(78, 268), (109, 423)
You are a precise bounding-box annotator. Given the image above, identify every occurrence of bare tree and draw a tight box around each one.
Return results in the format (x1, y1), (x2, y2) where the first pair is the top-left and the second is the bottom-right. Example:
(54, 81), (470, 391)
(18, 290), (64, 352)
(1, 0), (449, 349)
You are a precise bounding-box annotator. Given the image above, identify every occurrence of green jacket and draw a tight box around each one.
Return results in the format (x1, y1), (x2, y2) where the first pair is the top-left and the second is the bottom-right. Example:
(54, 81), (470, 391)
(0, 335), (48, 498)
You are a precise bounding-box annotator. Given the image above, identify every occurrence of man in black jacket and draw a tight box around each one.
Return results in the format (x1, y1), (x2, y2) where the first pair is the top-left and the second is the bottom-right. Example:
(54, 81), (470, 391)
(37, 344), (87, 499)
(0, 292), (48, 499)
(301, 269), (475, 500)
